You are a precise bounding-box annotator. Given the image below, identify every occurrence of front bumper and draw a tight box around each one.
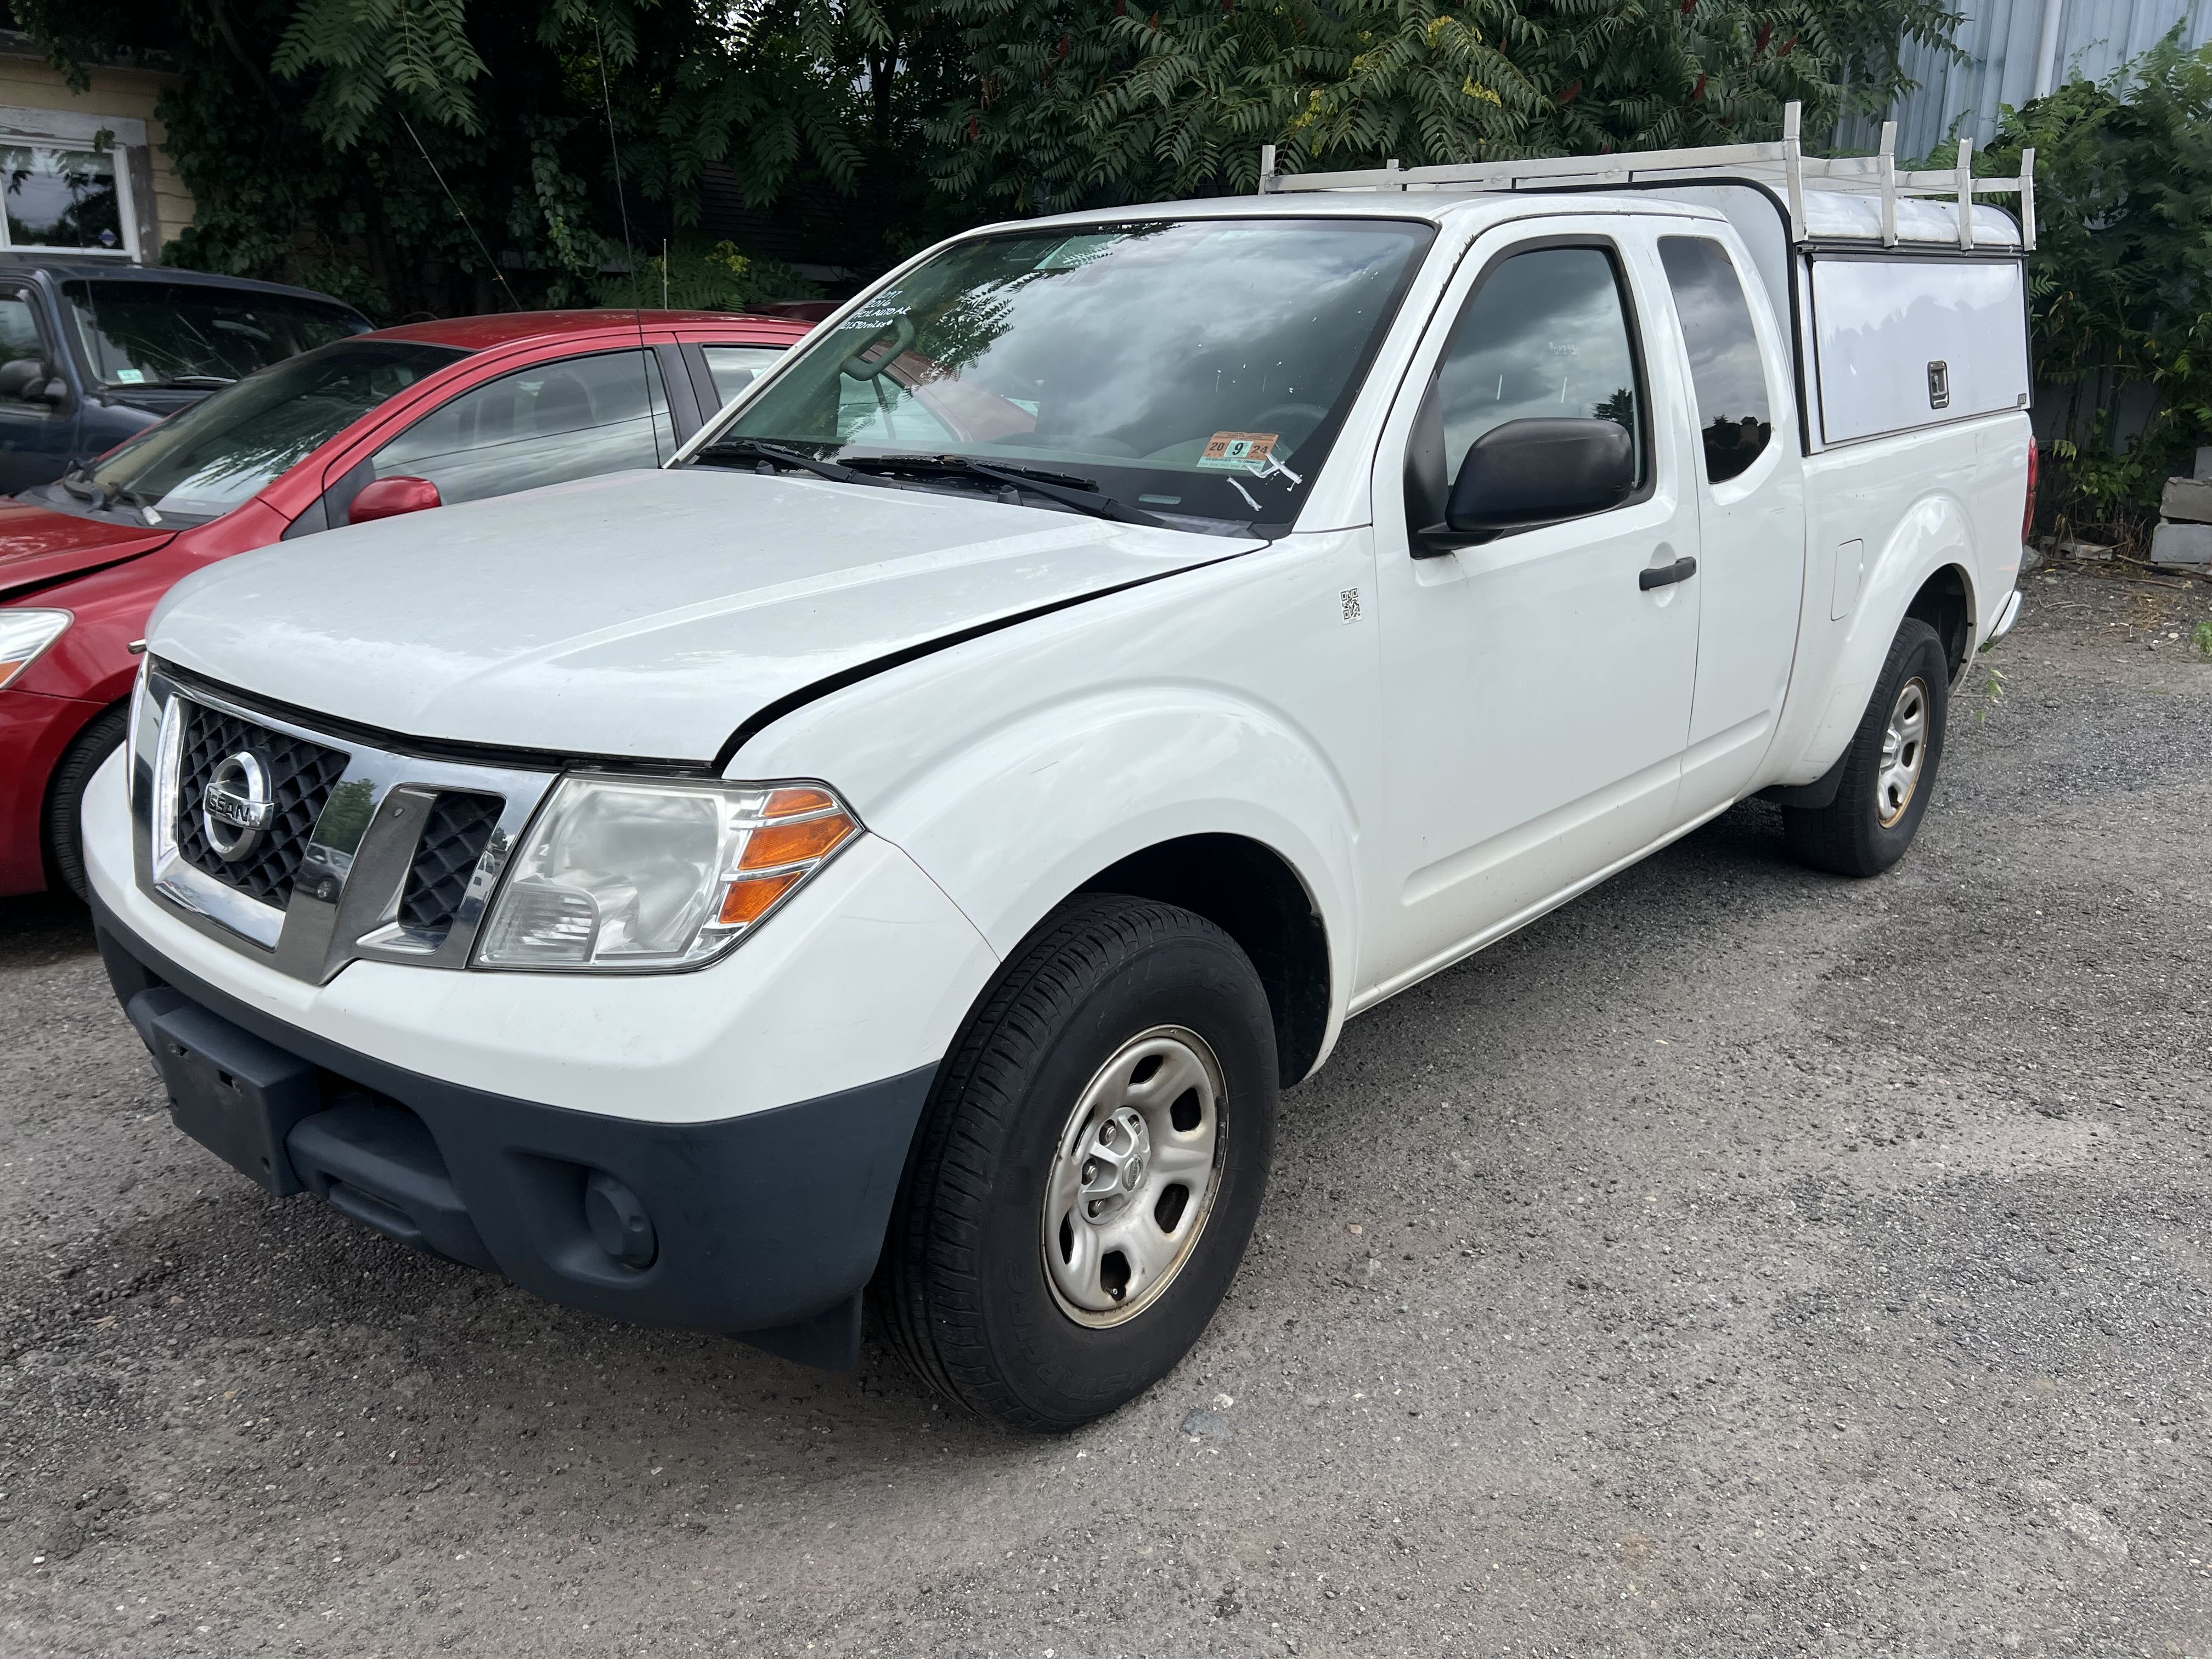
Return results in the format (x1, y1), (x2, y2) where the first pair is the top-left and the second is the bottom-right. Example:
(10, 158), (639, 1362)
(95, 890), (934, 1367)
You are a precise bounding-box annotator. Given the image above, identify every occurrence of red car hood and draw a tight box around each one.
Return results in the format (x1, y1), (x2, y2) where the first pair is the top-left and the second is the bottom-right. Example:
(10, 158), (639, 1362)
(0, 500), (175, 597)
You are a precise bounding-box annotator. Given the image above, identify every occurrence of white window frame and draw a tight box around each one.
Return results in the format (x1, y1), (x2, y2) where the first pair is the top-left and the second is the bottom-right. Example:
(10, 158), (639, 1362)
(0, 106), (143, 260)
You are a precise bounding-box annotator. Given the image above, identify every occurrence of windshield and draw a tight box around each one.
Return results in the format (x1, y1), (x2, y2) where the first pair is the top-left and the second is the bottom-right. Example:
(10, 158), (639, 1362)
(708, 217), (1434, 529)
(61, 280), (369, 390)
(81, 338), (465, 524)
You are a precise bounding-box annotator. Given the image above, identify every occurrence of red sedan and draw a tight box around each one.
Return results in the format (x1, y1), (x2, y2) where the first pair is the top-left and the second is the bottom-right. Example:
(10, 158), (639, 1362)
(0, 308), (808, 899)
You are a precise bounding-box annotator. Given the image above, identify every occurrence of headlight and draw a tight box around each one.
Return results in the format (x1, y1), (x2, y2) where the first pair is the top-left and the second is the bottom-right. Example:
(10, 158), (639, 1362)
(475, 776), (860, 972)
(0, 609), (70, 689)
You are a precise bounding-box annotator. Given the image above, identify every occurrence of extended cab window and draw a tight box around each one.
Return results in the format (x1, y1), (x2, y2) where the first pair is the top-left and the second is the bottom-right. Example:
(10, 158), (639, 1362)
(1436, 246), (1644, 488)
(371, 349), (675, 505)
(1657, 237), (1773, 483)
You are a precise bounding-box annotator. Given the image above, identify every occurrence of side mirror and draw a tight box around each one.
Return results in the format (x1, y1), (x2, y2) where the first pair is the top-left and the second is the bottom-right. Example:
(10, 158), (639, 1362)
(348, 475), (442, 525)
(1446, 417), (1635, 534)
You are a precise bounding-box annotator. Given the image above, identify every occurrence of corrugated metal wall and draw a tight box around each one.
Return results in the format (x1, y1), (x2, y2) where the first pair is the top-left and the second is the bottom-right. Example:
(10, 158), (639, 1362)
(1838, 0), (2212, 156)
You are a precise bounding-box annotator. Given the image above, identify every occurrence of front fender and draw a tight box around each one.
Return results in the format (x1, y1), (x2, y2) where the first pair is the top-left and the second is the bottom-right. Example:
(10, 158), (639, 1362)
(1795, 492), (1978, 775)
(866, 684), (1361, 1030)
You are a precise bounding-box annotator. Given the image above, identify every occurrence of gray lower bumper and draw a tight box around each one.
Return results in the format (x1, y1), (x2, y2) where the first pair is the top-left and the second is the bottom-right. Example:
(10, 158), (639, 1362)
(93, 891), (935, 1369)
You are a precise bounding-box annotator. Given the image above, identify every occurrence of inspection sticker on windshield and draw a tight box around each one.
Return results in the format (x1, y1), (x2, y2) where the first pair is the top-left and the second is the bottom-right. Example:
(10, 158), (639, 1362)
(1198, 432), (1279, 470)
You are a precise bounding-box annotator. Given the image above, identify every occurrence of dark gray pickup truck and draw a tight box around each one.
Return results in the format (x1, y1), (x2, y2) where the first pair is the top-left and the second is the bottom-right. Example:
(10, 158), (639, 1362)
(0, 258), (367, 494)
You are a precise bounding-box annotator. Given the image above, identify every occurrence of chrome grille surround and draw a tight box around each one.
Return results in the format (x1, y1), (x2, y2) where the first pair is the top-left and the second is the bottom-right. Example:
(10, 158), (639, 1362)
(132, 662), (561, 984)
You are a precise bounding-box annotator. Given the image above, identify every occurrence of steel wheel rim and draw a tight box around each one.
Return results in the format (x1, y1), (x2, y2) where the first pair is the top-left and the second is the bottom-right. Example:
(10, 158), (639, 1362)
(1876, 675), (1931, 827)
(1041, 1025), (1226, 1328)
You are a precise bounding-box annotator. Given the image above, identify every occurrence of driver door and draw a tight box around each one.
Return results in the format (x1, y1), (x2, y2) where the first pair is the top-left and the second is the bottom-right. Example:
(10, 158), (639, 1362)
(0, 284), (75, 493)
(1360, 225), (1702, 999)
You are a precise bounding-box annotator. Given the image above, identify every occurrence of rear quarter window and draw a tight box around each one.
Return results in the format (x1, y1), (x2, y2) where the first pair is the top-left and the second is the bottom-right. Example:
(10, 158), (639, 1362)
(701, 345), (787, 407)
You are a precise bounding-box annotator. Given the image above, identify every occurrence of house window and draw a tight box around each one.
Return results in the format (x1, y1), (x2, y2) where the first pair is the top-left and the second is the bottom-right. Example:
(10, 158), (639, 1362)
(1, 143), (130, 256)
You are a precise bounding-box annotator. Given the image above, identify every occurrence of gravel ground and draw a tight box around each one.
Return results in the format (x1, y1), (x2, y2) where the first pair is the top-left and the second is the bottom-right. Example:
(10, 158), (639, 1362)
(2, 563), (2209, 1658)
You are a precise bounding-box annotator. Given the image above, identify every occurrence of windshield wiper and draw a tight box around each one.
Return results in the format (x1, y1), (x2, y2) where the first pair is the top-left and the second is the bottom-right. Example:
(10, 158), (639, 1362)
(57, 472), (111, 510)
(53, 466), (149, 515)
(699, 441), (1177, 530)
(152, 374), (235, 390)
(842, 454), (1172, 529)
(697, 437), (882, 487)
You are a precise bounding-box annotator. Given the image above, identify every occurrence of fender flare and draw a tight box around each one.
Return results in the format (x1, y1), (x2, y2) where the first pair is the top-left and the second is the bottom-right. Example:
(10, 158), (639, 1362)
(1792, 493), (1979, 778)
(862, 683), (1361, 1060)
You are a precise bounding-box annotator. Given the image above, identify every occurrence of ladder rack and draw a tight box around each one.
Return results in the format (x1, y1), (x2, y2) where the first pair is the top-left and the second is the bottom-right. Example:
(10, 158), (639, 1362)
(1255, 102), (2036, 252)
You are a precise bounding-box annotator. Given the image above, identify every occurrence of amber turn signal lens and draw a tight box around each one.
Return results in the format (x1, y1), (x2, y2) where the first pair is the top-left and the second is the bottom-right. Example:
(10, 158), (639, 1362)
(710, 786), (860, 930)
(717, 870), (804, 927)
(764, 786), (838, 818)
(740, 811), (856, 870)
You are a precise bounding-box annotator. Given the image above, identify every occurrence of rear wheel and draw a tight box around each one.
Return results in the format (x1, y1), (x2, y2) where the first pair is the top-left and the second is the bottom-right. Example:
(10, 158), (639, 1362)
(1784, 617), (1949, 878)
(877, 895), (1278, 1431)
(44, 703), (128, 903)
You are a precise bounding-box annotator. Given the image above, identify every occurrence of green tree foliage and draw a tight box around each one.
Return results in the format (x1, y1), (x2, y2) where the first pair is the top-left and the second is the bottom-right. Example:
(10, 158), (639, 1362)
(13, 0), (906, 318)
(591, 238), (823, 309)
(1965, 31), (2212, 531)
(929, 0), (1958, 213)
(274, 0), (490, 146)
(13, 0), (1955, 319)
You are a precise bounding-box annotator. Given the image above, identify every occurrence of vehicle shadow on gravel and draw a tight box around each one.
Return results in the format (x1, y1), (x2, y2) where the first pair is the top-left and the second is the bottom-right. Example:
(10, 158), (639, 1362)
(2, 794), (1830, 1459)
(0, 891), (99, 970)
(3, 802), (1832, 1525)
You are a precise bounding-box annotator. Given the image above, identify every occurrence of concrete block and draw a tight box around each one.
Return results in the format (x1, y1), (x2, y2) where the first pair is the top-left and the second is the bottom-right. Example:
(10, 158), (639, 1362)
(2161, 474), (2212, 524)
(2151, 520), (2212, 566)
(2196, 445), (2212, 481)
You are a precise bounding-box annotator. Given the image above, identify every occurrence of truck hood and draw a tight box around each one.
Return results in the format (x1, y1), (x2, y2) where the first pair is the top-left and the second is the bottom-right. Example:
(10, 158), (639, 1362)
(149, 466), (1257, 763)
(0, 500), (174, 598)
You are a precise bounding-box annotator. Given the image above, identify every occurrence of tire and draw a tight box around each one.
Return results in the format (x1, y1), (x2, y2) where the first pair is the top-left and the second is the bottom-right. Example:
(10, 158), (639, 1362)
(44, 703), (128, 904)
(877, 895), (1278, 1431)
(1784, 617), (1949, 878)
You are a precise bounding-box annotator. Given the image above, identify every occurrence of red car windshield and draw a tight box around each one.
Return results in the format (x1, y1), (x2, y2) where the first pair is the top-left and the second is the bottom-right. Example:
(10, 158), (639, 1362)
(81, 338), (466, 525)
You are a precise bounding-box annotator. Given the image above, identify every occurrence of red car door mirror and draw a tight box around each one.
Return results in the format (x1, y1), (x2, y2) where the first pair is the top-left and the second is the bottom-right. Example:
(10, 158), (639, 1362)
(349, 475), (442, 524)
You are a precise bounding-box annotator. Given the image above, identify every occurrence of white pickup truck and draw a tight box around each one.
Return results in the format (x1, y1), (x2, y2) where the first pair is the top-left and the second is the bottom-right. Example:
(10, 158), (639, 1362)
(87, 118), (2034, 1429)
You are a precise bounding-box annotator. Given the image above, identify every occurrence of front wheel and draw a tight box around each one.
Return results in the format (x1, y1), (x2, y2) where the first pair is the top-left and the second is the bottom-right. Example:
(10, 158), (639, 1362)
(1784, 617), (1950, 878)
(877, 895), (1278, 1431)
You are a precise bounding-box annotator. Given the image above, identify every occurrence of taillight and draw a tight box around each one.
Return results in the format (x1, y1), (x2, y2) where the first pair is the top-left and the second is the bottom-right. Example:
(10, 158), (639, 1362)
(2022, 440), (2040, 545)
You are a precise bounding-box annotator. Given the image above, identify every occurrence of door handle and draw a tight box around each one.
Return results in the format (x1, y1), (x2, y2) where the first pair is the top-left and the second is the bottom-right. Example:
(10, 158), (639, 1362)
(1639, 555), (1698, 591)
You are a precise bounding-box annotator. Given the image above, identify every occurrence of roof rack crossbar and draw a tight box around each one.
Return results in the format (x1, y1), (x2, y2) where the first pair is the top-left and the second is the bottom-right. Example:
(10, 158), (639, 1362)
(1251, 101), (2039, 250)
